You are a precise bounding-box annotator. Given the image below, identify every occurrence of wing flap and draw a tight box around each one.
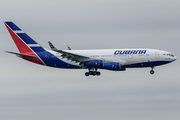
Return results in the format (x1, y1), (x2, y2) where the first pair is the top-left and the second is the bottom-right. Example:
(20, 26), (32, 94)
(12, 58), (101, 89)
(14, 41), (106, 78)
(54, 50), (88, 58)
(54, 50), (93, 63)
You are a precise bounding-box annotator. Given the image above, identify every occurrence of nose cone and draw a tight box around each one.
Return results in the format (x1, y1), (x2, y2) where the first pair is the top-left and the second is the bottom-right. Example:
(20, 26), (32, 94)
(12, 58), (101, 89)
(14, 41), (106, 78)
(172, 56), (177, 61)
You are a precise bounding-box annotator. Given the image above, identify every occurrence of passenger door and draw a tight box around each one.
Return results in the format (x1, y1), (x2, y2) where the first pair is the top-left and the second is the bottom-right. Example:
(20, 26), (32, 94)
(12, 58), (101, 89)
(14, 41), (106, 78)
(155, 52), (160, 59)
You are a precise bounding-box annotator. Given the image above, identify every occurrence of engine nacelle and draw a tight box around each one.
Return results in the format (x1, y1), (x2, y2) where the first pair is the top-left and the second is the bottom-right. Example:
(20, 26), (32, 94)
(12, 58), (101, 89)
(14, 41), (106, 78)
(83, 60), (104, 68)
(103, 62), (126, 71)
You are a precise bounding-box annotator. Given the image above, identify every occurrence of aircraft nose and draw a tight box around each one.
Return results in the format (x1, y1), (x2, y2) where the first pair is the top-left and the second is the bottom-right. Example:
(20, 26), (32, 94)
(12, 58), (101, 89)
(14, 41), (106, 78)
(172, 56), (177, 61)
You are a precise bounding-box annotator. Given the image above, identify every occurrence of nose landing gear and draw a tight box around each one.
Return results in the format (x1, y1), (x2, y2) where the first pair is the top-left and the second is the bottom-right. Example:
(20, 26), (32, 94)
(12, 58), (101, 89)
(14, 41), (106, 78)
(150, 66), (155, 74)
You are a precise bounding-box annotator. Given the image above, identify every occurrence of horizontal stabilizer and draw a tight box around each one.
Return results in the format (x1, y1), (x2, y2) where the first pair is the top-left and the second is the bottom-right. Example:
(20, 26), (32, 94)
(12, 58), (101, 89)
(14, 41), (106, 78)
(6, 51), (37, 58)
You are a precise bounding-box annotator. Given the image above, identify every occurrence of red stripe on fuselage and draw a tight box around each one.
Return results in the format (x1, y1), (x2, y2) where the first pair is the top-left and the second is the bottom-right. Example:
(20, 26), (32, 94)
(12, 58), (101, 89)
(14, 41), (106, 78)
(5, 23), (45, 65)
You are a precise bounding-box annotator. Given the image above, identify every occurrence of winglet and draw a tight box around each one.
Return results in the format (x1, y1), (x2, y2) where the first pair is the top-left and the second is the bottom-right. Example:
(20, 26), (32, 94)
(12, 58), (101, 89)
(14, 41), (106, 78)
(67, 45), (71, 50)
(48, 41), (57, 50)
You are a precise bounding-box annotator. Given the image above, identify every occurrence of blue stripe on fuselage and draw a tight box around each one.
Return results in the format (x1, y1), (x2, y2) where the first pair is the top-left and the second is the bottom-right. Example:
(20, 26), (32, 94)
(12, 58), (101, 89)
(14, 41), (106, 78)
(34, 51), (80, 69)
(124, 61), (171, 68)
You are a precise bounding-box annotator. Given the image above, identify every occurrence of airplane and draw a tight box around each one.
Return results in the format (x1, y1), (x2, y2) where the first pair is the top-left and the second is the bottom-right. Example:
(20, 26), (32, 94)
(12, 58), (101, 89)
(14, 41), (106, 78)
(4, 21), (177, 76)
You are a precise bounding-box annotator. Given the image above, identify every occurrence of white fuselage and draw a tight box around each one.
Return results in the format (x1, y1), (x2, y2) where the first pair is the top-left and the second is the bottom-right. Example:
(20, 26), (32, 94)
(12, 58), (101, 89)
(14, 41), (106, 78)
(49, 48), (177, 69)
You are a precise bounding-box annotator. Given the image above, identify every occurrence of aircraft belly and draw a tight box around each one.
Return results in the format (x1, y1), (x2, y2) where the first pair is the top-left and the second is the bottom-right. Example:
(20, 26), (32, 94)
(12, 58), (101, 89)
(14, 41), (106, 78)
(124, 61), (171, 68)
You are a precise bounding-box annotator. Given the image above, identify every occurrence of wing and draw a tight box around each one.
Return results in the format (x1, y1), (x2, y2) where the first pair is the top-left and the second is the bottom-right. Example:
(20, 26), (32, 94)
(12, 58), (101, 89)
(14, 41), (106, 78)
(53, 49), (126, 65)
(54, 49), (93, 63)
(50, 44), (127, 67)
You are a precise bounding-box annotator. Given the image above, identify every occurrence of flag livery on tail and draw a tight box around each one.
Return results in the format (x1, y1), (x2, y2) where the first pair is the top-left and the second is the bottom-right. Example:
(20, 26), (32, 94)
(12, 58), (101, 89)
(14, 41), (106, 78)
(4, 21), (78, 68)
(4, 22), (45, 65)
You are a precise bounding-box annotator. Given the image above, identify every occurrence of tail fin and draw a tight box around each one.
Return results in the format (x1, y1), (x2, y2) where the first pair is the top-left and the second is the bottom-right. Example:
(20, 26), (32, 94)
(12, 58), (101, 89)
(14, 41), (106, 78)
(4, 21), (45, 65)
(4, 21), (45, 53)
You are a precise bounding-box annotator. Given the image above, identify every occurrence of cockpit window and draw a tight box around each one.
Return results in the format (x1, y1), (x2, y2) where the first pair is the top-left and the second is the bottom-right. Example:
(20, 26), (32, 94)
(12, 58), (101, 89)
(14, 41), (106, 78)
(170, 54), (174, 57)
(166, 53), (174, 57)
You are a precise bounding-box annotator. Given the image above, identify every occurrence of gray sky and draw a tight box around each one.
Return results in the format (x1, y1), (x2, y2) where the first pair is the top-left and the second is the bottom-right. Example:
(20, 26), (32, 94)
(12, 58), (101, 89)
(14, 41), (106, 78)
(0, 0), (180, 120)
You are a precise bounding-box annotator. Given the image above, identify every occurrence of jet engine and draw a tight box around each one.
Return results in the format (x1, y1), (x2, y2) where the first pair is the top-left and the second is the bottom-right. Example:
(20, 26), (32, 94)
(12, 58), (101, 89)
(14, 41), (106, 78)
(103, 62), (126, 71)
(83, 60), (104, 68)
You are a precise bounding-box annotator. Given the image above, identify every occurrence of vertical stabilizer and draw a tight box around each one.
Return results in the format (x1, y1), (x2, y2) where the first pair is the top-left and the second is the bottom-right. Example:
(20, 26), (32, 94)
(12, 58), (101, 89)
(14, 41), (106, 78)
(4, 21), (45, 65)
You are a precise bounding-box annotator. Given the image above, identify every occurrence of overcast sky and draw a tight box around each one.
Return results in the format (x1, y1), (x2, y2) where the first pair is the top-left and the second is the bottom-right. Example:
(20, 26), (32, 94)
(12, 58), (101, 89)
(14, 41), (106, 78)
(0, 0), (180, 120)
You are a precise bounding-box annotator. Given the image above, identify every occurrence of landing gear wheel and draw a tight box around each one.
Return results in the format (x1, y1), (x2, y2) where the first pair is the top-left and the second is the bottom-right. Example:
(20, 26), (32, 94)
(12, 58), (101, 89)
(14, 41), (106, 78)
(150, 70), (154, 74)
(96, 71), (100, 76)
(89, 71), (93, 75)
(85, 72), (89, 76)
(92, 71), (96, 76)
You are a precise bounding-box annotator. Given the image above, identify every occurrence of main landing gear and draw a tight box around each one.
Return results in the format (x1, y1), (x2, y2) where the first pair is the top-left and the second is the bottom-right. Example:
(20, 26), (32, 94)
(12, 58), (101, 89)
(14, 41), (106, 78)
(85, 68), (101, 77)
(150, 66), (155, 75)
